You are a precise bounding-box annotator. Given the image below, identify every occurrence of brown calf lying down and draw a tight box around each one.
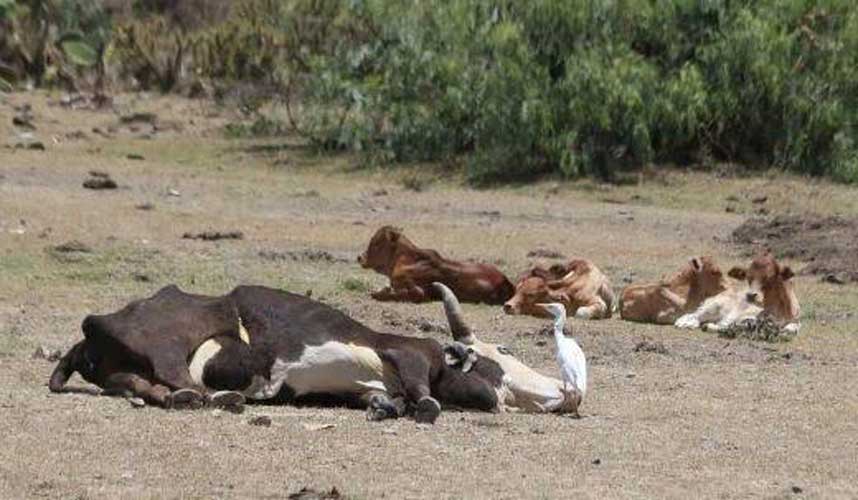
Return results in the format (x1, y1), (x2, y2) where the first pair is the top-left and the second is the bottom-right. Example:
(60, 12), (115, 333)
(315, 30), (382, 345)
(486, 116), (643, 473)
(675, 252), (800, 333)
(503, 259), (615, 319)
(619, 256), (728, 324)
(357, 226), (514, 304)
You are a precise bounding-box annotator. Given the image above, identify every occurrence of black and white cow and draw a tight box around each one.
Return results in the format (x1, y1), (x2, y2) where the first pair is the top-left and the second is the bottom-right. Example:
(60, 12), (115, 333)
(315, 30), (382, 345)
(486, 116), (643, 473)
(51, 283), (582, 422)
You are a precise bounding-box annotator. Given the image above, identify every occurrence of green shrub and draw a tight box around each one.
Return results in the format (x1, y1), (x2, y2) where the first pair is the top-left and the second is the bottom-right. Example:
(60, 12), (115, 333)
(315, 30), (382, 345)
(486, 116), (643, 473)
(291, 0), (858, 185)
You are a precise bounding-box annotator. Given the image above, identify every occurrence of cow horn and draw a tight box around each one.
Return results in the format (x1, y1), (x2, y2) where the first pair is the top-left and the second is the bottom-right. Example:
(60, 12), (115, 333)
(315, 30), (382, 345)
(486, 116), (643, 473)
(432, 282), (475, 344)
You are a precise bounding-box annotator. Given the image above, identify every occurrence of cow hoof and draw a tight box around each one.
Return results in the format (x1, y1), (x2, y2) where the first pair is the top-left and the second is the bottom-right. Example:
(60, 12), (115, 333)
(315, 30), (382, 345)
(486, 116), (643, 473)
(208, 391), (245, 414)
(366, 394), (397, 421)
(367, 407), (389, 421)
(414, 396), (441, 424)
(169, 388), (205, 410)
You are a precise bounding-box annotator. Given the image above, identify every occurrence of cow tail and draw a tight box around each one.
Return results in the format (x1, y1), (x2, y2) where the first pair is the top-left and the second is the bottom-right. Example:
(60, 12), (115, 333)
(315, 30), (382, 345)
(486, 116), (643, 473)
(49, 341), (84, 392)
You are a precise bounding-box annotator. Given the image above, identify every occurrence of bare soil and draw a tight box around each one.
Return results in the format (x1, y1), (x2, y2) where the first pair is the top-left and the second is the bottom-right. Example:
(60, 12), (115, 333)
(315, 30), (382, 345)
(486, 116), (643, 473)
(1, 92), (857, 499)
(733, 215), (858, 283)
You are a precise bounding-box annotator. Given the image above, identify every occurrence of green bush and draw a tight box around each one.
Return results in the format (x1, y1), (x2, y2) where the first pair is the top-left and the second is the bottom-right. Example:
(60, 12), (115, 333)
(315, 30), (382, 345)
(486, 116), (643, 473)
(291, 0), (858, 184)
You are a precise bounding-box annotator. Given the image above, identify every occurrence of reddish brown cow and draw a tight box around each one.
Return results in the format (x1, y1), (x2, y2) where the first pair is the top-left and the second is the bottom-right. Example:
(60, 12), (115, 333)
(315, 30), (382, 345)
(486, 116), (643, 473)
(503, 259), (615, 319)
(357, 226), (514, 304)
(619, 256), (728, 324)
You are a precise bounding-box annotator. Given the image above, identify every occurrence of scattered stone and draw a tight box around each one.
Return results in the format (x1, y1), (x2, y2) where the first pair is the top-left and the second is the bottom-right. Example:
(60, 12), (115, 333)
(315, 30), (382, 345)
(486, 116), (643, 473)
(65, 130), (88, 141)
(127, 397), (146, 408)
(527, 248), (566, 259)
(120, 112), (157, 125)
(294, 189), (320, 197)
(167, 188), (181, 197)
(751, 195), (768, 204)
(634, 338), (669, 355)
(248, 415), (272, 427)
(136, 202), (155, 211)
(725, 195), (740, 202)
(302, 423), (336, 432)
(822, 273), (846, 285)
(288, 487), (341, 500)
(381, 428), (398, 436)
(51, 240), (92, 254)
(92, 127), (112, 138)
(15, 141), (45, 151)
(32, 346), (62, 362)
(126, 153), (145, 161)
(83, 173), (117, 190)
(791, 486), (803, 494)
(592, 458), (602, 465)
(132, 273), (151, 283)
(183, 230), (244, 241)
(725, 205), (737, 213)
(12, 115), (35, 129)
(372, 188), (388, 197)
(476, 210), (501, 217)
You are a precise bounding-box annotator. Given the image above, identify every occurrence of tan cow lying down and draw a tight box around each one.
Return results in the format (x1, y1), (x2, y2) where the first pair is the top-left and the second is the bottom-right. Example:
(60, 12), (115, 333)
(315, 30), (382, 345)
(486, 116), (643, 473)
(357, 226), (515, 304)
(619, 256), (728, 324)
(503, 259), (615, 319)
(675, 253), (800, 334)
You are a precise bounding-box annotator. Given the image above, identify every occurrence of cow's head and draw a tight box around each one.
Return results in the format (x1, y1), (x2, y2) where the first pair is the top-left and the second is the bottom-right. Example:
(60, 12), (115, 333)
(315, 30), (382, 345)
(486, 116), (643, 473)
(435, 283), (581, 415)
(681, 256), (728, 302)
(357, 226), (408, 274)
(503, 264), (570, 317)
(728, 252), (799, 321)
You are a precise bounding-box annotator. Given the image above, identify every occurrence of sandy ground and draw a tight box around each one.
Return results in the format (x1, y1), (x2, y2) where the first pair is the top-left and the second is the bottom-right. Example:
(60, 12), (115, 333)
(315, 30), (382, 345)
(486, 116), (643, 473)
(1, 92), (857, 499)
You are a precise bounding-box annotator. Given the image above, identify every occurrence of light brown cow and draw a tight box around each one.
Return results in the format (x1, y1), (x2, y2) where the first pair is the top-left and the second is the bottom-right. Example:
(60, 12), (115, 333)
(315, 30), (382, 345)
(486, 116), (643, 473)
(675, 252), (800, 333)
(503, 259), (615, 319)
(357, 226), (514, 304)
(619, 256), (728, 324)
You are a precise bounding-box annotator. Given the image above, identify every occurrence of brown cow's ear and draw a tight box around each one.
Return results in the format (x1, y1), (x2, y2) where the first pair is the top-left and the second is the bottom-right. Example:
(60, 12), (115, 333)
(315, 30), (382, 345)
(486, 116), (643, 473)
(728, 267), (747, 280)
(690, 257), (703, 272)
(780, 266), (794, 280)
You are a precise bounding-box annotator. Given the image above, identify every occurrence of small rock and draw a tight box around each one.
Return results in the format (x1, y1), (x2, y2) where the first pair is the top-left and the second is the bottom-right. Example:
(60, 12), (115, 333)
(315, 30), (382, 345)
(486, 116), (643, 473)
(32, 346), (62, 362)
(127, 397), (146, 408)
(182, 230), (244, 241)
(51, 240), (92, 253)
(381, 428), (397, 436)
(248, 415), (272, 427)
(167, 188), (181, 197)
(626, 373), (637, 379)
(12, 115), (35, 129)
(135, 202), (155, 211)
(83, 176), (117, 190)
(725, 205), (737, 213)
(791, 486), (803, 494)
(302, 422), (335, 431)
(132, 273), (151, 283)
(288, 487), (341, 500)
(752, 195), (768, 204)
(372, 189), (388, 197)
(822, 273), (846, 285)
(592, 458), (602, 465)
(120, 112), (157, 125)
(527, 248), (566, 259)
(126, 153), (145, 160)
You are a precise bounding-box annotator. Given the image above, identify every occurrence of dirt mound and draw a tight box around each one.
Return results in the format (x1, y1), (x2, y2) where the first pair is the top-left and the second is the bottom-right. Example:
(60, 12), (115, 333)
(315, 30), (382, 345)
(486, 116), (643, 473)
(732, 215), (858, 283)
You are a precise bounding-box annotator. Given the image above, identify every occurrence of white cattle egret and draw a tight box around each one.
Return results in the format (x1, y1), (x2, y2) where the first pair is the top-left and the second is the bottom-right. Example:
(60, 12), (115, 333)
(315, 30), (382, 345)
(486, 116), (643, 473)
(538, 303), (587, 398)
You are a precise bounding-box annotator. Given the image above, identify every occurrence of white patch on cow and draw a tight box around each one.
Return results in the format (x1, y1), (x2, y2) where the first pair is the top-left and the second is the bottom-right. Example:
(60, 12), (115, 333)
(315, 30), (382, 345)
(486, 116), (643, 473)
(244, 341), (389, 400)
(190, 339), (222, 386)
(574, 307), (594, 320)
(470, 340), (564, 413)
(238, 317), (250, 344)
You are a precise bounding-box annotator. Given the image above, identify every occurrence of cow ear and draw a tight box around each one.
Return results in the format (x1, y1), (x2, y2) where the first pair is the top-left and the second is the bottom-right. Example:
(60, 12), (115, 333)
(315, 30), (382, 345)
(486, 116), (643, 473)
(443, 343), (475, 372)
(728, 267), (747, 280)
(690, 257), (703, 272)
(780, 266), (794, 280)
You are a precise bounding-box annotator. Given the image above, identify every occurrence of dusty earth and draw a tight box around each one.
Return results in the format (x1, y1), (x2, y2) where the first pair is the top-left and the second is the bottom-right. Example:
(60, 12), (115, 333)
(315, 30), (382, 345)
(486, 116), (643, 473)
(733, 215), (858, 283)
(1, 92), (858, 499)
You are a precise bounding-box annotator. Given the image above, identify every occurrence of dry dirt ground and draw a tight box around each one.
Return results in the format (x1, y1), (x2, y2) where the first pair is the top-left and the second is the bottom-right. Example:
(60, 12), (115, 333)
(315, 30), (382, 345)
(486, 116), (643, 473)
(1, 92), (857, 500)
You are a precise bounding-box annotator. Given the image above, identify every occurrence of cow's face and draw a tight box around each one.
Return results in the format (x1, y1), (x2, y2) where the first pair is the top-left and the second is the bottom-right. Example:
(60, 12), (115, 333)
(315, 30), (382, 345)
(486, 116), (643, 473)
(504, 268), (566, 316)
(688, 256), (728, 297)
(436, 283), (580, 414)
(728, 253), (799, 320)
(434, 342), (505, 412)
(357, 226), (401, 273)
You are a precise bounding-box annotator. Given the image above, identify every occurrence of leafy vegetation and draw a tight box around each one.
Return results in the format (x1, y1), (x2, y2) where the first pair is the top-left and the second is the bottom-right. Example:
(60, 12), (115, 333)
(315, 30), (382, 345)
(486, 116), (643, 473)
(1, 0), (857, 184)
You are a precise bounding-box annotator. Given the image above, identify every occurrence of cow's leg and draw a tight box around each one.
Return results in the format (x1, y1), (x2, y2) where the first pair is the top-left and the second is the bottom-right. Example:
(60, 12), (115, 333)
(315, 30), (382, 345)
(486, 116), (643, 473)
(380, 349), (440, 423)
(102, 372), (172, 408)
(48, 341), (85, 392)
(361, 390), (407, 421)
(372, 284), (430, 302)
(574, 298), (608, 320)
